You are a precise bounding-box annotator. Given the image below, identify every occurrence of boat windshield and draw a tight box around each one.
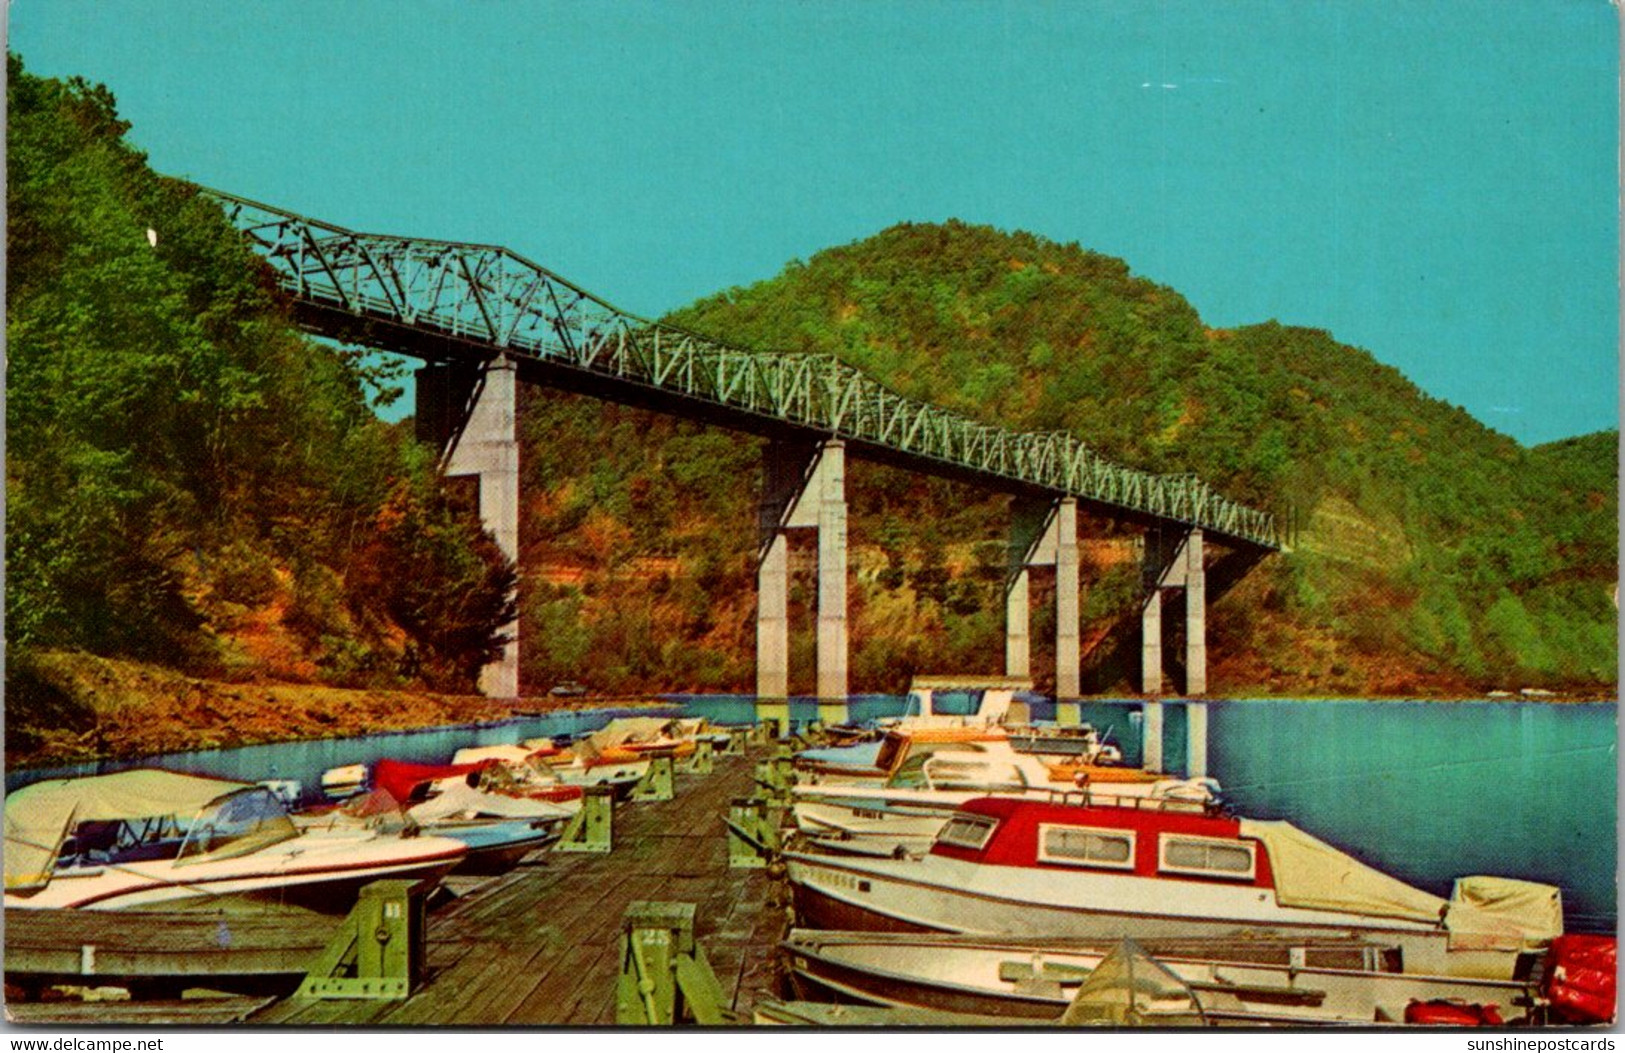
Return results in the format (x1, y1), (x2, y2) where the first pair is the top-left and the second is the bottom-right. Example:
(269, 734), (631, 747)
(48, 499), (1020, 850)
(887, 754), (933, 790)
(175, 788), (298, 866)
(921, 756), (1027, 793)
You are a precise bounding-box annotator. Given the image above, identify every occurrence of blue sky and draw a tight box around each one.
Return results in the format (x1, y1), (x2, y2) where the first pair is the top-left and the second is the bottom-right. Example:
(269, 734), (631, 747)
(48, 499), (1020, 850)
(11, 0), (1618, 445)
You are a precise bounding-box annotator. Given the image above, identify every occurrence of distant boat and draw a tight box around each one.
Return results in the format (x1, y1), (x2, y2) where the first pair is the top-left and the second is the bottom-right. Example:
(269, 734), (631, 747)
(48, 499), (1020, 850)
(4, 770), (466, 912)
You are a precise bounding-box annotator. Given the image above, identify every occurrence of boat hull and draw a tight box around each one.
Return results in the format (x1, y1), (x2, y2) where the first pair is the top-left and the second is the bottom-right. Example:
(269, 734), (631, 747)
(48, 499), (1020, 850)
(783, 850), (1458, 975)
(7, 840), (466, 913)
(781, 931), (1538, 1025)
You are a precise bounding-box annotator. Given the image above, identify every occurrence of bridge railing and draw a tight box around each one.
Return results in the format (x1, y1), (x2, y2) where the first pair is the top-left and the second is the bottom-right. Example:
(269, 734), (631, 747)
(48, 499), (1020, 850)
(202, 187), (1278, 549)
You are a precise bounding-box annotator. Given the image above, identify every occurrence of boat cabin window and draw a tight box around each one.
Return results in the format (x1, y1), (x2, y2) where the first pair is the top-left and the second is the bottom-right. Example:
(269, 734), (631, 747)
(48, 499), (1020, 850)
(1158, 833), (1256, 880)
(936, 813), (998, 851)
(922, 756), (1027, 793)
(1037, 823), (1136, 870)
(175, 788), (298, 866)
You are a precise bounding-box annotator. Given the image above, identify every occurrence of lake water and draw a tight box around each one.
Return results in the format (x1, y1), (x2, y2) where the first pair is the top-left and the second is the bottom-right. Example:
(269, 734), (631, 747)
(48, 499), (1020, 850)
(7, 695), (1615, 931)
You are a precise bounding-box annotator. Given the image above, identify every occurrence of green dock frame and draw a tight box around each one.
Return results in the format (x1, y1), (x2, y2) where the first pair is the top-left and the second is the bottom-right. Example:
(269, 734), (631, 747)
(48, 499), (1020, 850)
(555, 783), (616, 853)
(724, 797), (781, 868)
(686, 737), (714, 775)
(630, 753), (676, 802)
(615, 901), (731, 1025)
(298, 879), (424, 1000)
(753, 746), (795, 802)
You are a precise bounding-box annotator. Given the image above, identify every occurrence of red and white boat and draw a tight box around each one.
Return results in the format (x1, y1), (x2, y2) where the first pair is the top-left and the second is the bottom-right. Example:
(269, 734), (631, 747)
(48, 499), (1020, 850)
(786, 796), (1567, 982)
(4, 770), (467, 912)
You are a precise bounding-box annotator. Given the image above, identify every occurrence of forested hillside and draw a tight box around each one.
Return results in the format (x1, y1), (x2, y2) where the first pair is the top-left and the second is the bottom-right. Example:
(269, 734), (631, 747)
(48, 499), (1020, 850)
(519, 223), (1617, 697)
(7, 57), (1615, 741)
(5, 57), (517, 756)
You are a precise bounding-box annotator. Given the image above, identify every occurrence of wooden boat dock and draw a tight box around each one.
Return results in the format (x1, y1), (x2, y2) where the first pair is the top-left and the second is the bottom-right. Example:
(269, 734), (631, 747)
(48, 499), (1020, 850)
(245, 748), (782, 1026)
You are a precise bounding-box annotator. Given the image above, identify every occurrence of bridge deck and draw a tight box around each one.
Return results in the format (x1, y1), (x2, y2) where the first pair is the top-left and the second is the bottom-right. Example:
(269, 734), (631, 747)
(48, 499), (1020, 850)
(249, 751), (781, 1027)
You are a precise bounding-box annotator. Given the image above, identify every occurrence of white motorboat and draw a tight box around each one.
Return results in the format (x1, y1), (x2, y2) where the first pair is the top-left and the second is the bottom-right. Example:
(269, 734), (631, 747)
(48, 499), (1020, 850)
(780, 929), (1555, 1025)
(786, 795), (1568, 982)
(793, 744), (1217, 856)
(4, 769), (466, 912)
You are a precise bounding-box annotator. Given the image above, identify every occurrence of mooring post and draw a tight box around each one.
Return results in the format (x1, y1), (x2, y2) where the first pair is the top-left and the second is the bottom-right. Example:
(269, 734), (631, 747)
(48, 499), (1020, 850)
(725, 797), (780, 868)
(299, 879), (424, 1000)
(556, 783), (615, 853)
(615, 901), (729, 1025)
(630, 754), (675, 802)
(687, 737), (714, 775)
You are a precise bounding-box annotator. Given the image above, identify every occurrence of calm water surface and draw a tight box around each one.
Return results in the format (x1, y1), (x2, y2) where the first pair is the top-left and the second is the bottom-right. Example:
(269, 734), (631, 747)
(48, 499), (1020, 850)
(7, 695), (1614, 930)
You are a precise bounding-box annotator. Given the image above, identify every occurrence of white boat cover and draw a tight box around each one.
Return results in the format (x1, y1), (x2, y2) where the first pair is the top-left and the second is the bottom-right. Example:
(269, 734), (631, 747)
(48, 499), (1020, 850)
(452, 744), (535, 765)
(1239, 819), (1447, 924)
(1443, 876), (1564, 952)
(5, 770), (253, 891)
(407, 781), (576, 822)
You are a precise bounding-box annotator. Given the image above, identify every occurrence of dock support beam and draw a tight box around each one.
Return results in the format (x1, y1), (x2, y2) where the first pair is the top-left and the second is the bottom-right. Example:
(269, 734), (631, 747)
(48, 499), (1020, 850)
(1141, 527), (1206, 697)
(421, 356), (520, 698)
(1006, 498), (1080, 697)
(756, 440), (847, 710)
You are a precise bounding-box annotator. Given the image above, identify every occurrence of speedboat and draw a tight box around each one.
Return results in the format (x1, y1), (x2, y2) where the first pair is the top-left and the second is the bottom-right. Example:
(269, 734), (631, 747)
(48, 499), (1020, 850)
(778, 928), (1577, 1025)
(4, 770), (466, 912)
(299, 788), (558, 876)
(792, 744), (1217, 857)
(785, 795), (1568, 982)
(458, 742), (648, 797)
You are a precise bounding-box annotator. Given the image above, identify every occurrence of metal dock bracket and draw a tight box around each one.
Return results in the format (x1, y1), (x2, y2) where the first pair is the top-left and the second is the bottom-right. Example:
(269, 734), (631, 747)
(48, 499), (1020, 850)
(555, 783), (616, 853)
(724, 797), (782, 868)
(615, 901), (730, 1025)
(630, 754), (676, 802)
(686, 737), (714, 775)
(298, 879), (424, 1000)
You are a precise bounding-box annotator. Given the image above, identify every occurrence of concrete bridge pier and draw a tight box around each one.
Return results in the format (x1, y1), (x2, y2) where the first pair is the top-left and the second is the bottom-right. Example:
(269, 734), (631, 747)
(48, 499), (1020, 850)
(1005, 498), (1081, 700)
(756, 440), (847, 722)
(418, 355), (521, 698)
(1140, 527), (1206, 697)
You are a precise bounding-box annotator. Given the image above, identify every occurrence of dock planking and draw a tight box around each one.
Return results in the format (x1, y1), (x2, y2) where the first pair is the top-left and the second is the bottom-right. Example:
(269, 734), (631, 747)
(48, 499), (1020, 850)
(247, 750), (781, 1027)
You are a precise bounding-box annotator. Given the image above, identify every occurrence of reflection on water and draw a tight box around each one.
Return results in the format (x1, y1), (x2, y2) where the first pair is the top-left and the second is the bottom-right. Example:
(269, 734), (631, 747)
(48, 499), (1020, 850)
(5, 695), (1614, 930)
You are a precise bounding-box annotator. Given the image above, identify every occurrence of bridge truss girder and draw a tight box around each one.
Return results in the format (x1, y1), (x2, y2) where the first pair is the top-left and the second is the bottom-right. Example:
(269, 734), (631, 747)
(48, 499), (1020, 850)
(205, 187), (1278, 551)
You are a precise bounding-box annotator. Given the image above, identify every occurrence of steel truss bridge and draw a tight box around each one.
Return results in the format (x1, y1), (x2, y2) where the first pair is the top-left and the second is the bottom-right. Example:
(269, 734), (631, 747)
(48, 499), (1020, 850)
(204, 188), (1278, 551)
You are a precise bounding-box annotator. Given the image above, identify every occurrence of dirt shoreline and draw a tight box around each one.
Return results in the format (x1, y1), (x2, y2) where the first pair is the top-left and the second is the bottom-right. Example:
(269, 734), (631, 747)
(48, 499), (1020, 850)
(5, 651), (1613, 771)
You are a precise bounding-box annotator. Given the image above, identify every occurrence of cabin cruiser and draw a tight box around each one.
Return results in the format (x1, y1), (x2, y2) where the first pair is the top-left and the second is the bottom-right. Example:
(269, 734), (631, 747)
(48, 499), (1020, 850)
(796, 676), (1124, 786)
(785, 796), (1567, 982)
(4, 770), (467, 911)
(793, 743), (1218, 856)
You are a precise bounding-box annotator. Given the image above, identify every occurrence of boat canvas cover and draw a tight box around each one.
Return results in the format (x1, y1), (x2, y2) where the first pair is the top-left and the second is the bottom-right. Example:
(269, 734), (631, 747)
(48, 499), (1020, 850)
(407, 781), (575, 822)
(5, 770), (252, 891)
(374, 758), (492, 804)
(575, 717), (674, 761)
(1239, 819), (1447, 924)
(1444, 876), (1564, 952)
